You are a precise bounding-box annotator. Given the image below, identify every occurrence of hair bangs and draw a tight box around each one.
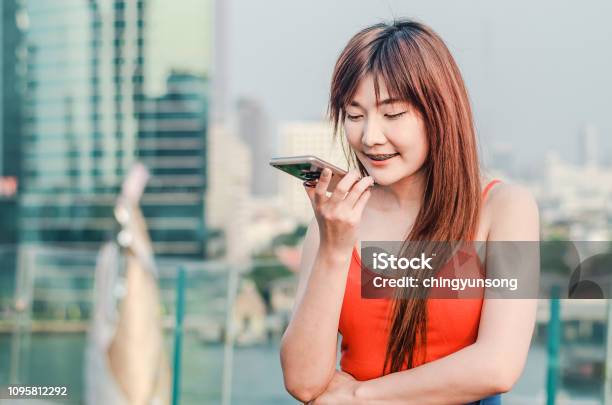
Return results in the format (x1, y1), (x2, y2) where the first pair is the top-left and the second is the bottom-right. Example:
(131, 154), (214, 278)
(371, 34), (420, 111)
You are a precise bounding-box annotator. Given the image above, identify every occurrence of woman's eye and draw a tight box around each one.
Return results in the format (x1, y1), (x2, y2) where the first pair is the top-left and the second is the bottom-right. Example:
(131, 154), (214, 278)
(346, 114), (363, 121)
(385, 111), (407, 119)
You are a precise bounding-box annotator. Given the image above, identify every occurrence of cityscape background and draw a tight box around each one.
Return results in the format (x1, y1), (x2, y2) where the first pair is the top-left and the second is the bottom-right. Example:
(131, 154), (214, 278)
(0, 0), (611, 404)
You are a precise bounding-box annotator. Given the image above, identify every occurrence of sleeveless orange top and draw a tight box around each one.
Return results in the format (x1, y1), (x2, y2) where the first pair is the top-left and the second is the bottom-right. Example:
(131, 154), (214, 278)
(338, 179), (501, 380)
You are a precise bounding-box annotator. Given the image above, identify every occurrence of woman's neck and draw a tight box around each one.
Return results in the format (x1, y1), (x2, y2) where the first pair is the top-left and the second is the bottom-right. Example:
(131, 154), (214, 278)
(370, 167), (427, 213)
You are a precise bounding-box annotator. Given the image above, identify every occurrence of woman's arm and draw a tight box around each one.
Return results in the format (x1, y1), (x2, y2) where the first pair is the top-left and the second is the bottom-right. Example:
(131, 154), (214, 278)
(280, 218), (352, 402)
(315, 183), (540, 404)
(280, 169), (374, 403)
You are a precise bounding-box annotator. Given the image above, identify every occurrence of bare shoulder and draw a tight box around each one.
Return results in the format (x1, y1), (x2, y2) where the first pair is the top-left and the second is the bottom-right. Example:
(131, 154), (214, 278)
(486, 182), (538, 211)
(484, 181), (540, 241)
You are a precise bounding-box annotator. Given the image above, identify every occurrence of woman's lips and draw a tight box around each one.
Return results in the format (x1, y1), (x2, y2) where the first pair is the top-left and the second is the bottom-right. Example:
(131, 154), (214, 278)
(365, 153), (400, 166)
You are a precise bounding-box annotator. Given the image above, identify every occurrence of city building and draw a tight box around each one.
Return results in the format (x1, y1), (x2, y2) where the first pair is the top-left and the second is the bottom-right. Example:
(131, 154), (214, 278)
(206, 122), (251, 262)
(18, 1), (212, 259)
(538, 151), (612, 241)
(137, 72), (209, 258)
(578, 124), (599, 168)
(236, 97), (276, 196)
(244, 196), (299, 254)
(211, 0), (230, 124)
(0, 0), (23, 247)
(19, 0), (145, 247)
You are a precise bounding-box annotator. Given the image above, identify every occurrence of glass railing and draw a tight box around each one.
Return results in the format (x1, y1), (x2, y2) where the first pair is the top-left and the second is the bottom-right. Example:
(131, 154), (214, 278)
(0, 243), (297, 404)
(0, 244), (609, 404)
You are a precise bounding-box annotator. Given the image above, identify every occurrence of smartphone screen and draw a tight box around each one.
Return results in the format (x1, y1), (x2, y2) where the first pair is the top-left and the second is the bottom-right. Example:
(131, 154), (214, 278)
(274, 162), (325, 181)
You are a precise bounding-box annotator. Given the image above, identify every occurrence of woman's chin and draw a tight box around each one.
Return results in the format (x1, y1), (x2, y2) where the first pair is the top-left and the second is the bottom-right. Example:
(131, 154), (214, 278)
(369, 172), (412, 187)
(369, 175), (392, 186)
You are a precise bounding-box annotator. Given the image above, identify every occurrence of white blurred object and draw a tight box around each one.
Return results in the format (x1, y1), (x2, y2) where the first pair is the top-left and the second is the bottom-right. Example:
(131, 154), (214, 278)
(85, 242), (126, 405)
(85, 163), (171, 405)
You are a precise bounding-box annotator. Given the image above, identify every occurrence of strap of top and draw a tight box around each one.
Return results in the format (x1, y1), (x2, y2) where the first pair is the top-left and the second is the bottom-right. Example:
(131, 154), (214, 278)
(482, 179), (502, 201)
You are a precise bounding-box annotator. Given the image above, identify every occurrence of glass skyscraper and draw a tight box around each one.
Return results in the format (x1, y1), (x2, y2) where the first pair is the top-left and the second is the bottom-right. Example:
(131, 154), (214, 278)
(1, 0), (24, 307)
(20, 0), (145, 246)
(18, 0), (209, 258)
(137, 72), (208, 258)
(1, 0), (23, 245)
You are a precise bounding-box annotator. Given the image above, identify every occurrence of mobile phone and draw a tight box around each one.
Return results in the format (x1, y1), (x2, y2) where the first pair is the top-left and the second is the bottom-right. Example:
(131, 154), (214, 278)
(269, 155), (347, 192)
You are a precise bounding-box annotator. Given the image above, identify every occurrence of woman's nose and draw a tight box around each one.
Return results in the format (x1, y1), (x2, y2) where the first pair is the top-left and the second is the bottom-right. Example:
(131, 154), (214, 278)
(361, 117), (386, 146)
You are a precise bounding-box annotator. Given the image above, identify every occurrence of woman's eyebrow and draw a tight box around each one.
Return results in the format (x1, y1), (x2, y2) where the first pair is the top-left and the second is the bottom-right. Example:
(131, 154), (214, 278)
(348, 98), (403, 108)
(378, 97), (403, 106)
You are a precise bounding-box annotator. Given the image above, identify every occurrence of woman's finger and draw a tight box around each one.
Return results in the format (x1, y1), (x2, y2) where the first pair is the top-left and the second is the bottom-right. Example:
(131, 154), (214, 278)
(342, 176), (374, 208)
(303, 181), (317, 208)
(328, 169), (360, 205)
(313, 168), (332, 206)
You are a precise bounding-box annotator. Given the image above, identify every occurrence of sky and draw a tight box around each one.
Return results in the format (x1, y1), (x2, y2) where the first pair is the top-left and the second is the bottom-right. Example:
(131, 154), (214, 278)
(224, 0), (612, 171)
(145, 0), (212, 96)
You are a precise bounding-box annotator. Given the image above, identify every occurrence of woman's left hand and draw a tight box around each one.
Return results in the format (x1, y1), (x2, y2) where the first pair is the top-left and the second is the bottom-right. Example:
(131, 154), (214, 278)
(307, 370), (363, 405)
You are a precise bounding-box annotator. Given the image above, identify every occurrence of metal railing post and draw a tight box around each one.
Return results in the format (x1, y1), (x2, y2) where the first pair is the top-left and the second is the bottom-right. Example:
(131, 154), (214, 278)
(604, 287), (612, 403)
(546, 285), (561, 405)
(172, 266), (187, 405)
(221, 263), (240, 405)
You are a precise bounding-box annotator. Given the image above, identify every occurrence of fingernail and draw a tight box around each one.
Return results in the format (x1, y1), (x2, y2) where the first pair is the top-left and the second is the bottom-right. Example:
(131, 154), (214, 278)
(322, 168), (330, 176)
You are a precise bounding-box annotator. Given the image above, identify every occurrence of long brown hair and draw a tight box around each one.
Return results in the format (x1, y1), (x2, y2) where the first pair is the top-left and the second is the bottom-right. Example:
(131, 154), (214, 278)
(329, 19), (482, 374)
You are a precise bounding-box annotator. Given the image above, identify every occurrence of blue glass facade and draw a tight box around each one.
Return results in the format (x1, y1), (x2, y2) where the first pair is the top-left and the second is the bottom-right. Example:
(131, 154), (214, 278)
(20, 0), (145, 246)
(1, 0), (23, 299)
(16, 0), (209, 258)
(137, 72), (208, 258)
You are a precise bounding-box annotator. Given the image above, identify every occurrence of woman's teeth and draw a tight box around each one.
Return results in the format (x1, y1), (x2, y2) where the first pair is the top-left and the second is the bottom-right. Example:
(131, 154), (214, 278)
(367, 153), (399, 161)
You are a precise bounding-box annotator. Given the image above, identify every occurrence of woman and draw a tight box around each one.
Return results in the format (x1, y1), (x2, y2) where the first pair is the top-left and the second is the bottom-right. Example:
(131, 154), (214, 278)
(280, 19), (539, 404)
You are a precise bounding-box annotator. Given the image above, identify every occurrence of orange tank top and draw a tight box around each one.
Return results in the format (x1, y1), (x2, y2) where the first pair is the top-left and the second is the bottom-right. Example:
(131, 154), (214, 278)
(338, 179), (501, 380)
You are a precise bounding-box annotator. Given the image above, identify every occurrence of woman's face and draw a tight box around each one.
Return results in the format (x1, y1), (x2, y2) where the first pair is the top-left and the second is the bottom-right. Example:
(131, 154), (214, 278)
(343, 74), (429, 186)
